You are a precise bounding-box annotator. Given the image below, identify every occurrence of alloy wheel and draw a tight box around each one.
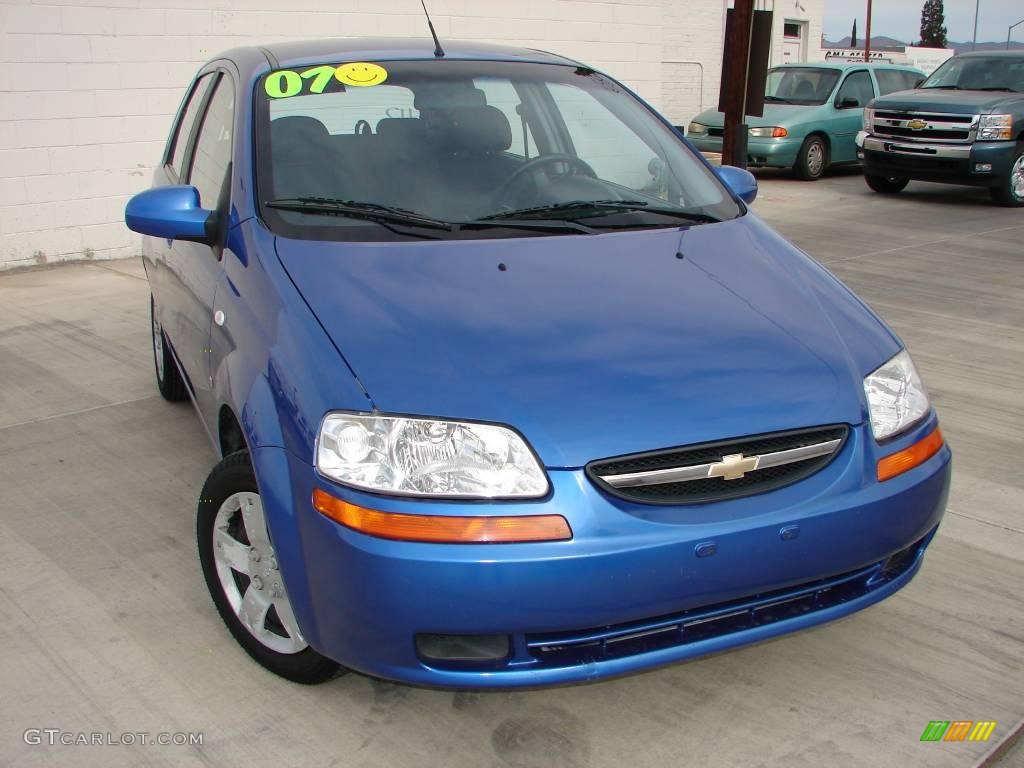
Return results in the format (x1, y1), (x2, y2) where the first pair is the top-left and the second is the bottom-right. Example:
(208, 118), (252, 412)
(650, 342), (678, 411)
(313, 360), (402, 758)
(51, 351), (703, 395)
(212, 491), (307, 654)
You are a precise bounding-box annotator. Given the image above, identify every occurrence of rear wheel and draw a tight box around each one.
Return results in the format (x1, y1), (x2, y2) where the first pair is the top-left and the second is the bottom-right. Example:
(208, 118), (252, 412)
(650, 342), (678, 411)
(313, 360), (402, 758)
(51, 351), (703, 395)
(990, 147), (1024, 207)
(151, 296), (188, 402)
(794, 135), (828, 180)
(864, 175), (909, 194)
(197, 451), (342, 684)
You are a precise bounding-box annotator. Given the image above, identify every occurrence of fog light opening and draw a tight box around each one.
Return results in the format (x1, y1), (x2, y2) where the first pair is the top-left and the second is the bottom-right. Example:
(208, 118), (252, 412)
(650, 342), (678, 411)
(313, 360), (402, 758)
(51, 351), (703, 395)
(416, 633), (511, 663)
(974, 163), (993, 173)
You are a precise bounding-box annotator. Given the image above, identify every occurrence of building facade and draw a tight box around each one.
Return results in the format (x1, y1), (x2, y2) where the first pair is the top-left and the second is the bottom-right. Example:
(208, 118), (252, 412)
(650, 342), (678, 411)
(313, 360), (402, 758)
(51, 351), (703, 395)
(0, 0), (823, 269)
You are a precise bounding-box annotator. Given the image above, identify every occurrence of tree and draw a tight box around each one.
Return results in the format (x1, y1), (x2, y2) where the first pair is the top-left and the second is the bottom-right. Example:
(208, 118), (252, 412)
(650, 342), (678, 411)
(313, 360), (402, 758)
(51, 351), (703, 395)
(919, 0), (948, 48)
(851, 18), (857, 48)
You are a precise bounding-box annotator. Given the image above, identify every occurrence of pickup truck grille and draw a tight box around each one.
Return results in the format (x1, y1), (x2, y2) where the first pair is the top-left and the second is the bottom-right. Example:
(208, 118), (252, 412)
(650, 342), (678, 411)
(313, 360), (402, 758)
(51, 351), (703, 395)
(870, 110), (978, 144)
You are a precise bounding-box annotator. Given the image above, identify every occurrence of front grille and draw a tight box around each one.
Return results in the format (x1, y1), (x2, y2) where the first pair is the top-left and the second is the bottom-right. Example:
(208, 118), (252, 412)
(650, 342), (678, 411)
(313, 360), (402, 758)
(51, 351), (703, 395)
(708, 127), (724, 137)
(525, 534), (928, 668)
(587, 425), (847, 505)
(877, 126), (971, 141)
(871, 110), (977, 144)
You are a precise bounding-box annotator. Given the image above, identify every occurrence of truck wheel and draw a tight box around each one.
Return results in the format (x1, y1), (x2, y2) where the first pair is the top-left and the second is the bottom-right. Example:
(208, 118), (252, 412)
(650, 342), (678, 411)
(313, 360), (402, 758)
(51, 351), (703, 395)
(990, 148), (1024, 207)
(151, 296), (188, 402)
(198, 451), (342, 684)
(864, 175), (909, 194)
(794, 136), (827, 180)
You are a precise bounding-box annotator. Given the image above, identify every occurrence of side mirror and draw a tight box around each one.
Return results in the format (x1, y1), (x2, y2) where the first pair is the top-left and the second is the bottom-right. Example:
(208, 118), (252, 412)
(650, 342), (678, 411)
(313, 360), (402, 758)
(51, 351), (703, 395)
(838, 96), (860, 109)
(716, 165), (758, 204)
(125, 185), (213, 243)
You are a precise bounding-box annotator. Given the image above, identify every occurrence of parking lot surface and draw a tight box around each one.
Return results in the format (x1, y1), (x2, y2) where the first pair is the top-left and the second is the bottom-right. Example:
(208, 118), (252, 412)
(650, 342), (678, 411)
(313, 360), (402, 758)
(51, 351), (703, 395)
(1, 172), (1021, 768)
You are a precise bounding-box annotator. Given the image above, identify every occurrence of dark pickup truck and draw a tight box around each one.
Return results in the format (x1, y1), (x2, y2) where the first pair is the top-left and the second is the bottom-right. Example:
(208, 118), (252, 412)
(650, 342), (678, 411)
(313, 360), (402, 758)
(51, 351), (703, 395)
(856, 51), (1024, 206)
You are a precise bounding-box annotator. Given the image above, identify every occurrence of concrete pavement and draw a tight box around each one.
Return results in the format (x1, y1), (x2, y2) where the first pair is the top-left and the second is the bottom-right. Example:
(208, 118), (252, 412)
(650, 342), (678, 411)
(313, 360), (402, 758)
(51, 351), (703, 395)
(0, 172), (1021, 767)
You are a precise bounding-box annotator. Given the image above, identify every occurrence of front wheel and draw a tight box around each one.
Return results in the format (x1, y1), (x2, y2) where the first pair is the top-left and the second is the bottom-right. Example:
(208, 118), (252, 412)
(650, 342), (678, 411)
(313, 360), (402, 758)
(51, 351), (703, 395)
(794, 136), (828, 180)
(197, 451), (342, 684)
(864, 175), (909, 194)
(990, 147), (1024, 207)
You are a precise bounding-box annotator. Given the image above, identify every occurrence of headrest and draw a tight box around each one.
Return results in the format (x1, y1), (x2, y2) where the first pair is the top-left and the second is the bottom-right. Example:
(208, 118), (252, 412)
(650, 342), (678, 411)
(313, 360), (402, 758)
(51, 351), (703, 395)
(271, 116), (329, 146)
(375, 117), (423, 143)
(436, 105), (512, 154)
(413, 85), (486, 111)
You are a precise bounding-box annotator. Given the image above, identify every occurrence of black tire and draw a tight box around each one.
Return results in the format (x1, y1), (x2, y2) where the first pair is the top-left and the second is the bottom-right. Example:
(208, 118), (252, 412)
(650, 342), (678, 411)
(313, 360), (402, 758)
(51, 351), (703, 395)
(864, 175), (910, 194)
(794, 135), (828, 180)
(989, 145), (1024, 207)
(197, 451), (342, 684)
(151, 296), (188, 402)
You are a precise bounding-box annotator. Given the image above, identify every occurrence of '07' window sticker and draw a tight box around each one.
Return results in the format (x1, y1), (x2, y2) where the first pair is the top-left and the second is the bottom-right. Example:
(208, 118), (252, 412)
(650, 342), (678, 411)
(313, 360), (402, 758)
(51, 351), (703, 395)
(264, 62), (389, 98)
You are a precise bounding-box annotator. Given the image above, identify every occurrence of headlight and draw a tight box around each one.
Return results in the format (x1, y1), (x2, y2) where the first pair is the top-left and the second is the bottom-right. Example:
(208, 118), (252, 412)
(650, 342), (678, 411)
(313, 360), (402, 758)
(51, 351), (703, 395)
(316, 412), (549, 498)
(978, 114), (1012, 140)
(687, 121), (708, 136)
(862, 108), (874, 132)
(863, 350), (930, 440)
(749, 126), (788, 138)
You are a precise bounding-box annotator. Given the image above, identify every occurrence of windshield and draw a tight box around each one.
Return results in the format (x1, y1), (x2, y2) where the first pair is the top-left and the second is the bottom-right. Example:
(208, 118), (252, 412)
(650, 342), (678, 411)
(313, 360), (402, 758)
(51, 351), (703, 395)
(764, 67), (841, 105)
(255, 60), (740, 241)
(921, 56), (1024, 92)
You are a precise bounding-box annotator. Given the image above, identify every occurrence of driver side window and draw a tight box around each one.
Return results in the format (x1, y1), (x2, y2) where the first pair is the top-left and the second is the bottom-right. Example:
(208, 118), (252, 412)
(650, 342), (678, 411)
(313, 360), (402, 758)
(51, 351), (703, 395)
(836, 71), (874, 108)
(546, 82), (658, 192)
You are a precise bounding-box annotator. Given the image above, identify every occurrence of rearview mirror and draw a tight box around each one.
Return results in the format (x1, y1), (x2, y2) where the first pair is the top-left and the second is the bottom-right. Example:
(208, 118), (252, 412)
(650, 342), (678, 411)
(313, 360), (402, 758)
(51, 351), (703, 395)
(716, 165), (758, 204)
(125, 185), (214, 243)
(838, 96), (860, 109)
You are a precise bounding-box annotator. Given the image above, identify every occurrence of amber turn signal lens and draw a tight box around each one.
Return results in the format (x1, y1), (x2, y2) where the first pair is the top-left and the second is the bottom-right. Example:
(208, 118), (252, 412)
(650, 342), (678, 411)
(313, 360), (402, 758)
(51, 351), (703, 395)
(312, 489), (572, 543)
(772, 127), (788, 138)
(877, 427), (944, 482)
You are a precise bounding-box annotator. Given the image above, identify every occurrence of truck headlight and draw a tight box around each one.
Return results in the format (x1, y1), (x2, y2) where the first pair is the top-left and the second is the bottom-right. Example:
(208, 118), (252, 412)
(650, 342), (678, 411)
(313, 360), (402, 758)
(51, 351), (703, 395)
(316, 412), (549, 498)
(749, 126), (788, 138)
(687, 121), (708, 136)
(978, 114), (1012, 140)
(862, 108), (874, 132)
(864, 350), (930, 440)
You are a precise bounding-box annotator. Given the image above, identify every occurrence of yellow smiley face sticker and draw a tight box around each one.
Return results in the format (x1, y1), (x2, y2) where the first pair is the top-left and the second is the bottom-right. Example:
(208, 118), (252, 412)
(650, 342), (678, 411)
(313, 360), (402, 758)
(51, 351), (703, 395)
(335, 62), (388, 87)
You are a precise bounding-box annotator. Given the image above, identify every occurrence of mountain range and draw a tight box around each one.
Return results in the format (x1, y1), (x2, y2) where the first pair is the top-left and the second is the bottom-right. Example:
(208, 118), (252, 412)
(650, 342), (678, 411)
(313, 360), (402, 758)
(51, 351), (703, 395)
(824, 36), (1024, 53)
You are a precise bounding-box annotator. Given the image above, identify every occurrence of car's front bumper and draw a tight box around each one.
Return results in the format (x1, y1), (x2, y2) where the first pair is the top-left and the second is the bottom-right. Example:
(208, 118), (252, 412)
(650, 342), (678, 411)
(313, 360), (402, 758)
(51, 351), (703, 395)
(689, 134), (802, 168)
(857, 131), (1019, 186)
(253, 417), (950, 688)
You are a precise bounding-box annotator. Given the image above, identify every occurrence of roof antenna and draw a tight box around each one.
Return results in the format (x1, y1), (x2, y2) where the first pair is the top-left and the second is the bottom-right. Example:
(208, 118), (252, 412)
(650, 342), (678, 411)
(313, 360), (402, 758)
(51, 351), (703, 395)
(419, 0), (445, 57)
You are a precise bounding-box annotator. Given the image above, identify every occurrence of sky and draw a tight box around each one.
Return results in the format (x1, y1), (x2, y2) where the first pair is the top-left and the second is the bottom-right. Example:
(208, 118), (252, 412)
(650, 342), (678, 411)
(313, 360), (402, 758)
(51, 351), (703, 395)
(823, 0), (1024, 44)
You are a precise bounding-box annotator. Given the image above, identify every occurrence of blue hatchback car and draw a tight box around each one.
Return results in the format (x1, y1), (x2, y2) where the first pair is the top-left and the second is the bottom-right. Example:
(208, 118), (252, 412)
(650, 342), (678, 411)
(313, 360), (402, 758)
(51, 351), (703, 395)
(125, 38), (951, 688)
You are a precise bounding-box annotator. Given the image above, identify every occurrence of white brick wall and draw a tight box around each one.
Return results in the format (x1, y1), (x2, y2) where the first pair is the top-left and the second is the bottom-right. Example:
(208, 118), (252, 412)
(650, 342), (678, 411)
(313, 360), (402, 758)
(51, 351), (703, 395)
(0, 0), (821, 269)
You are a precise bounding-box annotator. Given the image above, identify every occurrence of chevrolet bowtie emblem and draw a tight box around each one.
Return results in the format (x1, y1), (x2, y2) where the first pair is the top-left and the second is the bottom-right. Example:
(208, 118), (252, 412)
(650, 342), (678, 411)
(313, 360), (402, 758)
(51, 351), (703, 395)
(907, 119), (927, 130)
(708, 452), (760, 481)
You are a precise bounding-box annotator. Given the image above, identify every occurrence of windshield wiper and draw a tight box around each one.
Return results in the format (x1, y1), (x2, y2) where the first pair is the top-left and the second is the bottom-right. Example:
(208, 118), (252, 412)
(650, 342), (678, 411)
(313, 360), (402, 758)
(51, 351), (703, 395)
(266, 197), (453, 231)
(458, 219), (596, 235)
(764, 95), (791, 103)
(478, 199), (723, 225)
(923, 85), (960, 90)
(973, 87), (1016, 92)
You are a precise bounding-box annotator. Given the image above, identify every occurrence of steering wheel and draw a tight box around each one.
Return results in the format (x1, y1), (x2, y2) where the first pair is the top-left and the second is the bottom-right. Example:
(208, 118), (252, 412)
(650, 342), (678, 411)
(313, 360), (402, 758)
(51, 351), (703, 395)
(354, 119), (372, 137)
(492, 153), (598, 208)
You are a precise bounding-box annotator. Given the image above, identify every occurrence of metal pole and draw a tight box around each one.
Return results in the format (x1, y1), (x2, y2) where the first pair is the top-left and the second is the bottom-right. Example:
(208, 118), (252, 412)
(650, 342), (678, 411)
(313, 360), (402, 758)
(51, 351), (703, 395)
(864, 0), (872, 62)
(972, 0), (980, 51)
(1010, 19), (1024, 50)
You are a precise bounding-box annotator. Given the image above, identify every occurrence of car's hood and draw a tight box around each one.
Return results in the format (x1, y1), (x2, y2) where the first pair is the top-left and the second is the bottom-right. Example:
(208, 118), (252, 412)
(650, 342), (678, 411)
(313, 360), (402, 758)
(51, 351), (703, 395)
(870, 88), (1024, 114)
(692, 103), (818, 129)
(276, 216), (892, 468)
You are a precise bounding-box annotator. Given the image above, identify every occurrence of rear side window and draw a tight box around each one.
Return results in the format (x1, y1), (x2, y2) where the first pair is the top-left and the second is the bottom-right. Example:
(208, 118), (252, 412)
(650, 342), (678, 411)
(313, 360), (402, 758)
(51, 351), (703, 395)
(168, 74), (213, 179)
(187, 76), (235, 209)
(875, 70), (923, 95)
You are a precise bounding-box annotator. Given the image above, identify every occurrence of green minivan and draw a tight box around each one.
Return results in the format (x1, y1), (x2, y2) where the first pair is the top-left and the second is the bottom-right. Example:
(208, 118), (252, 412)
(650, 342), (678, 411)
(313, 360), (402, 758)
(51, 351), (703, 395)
(687, 61), (925, 180)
